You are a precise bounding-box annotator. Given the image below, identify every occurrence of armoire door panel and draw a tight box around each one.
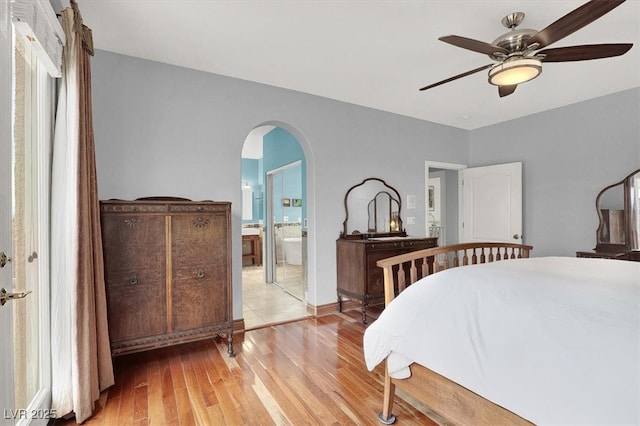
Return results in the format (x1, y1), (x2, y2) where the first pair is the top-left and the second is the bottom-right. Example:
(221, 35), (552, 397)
(105, 269), (167, 342)
(172, 264), (228, 330)
(171, 213), (227, 264)
(101, 214), (166, 273)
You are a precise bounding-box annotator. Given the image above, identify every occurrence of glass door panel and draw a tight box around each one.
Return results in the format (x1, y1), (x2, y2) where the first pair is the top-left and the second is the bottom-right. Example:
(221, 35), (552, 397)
(267, 163), (305, 301)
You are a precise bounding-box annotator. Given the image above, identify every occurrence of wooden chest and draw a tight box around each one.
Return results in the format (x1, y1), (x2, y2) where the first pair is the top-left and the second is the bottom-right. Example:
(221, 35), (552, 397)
(100, 199), (233, 356)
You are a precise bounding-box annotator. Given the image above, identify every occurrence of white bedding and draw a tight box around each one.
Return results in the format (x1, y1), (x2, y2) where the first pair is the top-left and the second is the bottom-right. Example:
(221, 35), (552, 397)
(363, 256), (640, 425)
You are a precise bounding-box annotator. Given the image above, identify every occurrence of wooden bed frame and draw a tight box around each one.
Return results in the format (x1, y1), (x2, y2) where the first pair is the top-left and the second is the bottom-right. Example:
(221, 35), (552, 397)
(374, 242), (533, 425)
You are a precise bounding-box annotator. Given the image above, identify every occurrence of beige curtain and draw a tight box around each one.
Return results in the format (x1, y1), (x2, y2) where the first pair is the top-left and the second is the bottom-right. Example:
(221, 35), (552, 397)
(51, 0), (113, 422)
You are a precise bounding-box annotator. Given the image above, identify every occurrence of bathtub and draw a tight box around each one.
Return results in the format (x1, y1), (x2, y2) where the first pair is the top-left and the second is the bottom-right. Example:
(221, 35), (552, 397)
(283, 237), (302, 265)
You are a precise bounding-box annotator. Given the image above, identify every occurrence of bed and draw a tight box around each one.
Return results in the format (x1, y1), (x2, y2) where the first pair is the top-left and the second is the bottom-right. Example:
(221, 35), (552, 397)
(363, 242), (640, 425)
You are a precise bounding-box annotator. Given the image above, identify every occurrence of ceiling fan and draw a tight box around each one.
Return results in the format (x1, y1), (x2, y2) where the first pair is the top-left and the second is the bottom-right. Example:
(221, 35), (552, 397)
(419, 0), (633, 97)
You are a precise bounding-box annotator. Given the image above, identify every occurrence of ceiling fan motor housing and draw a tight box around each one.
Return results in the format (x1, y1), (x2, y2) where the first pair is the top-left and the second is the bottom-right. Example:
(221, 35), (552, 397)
(490, 28), (538, 60)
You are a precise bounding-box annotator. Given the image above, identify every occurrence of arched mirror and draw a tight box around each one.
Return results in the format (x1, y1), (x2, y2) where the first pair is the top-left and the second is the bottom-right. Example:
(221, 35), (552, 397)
(594, 168), (640, 253)
(340, 177), (406, 239)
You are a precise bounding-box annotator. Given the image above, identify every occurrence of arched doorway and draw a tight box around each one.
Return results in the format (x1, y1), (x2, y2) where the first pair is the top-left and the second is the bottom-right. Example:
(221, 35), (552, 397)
(240, 125), (309, 329)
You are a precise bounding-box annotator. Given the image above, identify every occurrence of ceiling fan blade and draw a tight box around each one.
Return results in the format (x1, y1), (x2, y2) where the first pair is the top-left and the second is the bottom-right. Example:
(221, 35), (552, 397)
(527, 0), (626, 49)
(538, 43), (633, 62)
(499, 85), (517, 98)
(419, 64), (493, 91)
(439, 35), (508, 56)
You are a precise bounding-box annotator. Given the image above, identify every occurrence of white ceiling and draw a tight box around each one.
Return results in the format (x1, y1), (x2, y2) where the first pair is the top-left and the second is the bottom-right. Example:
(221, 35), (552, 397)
(76, 0), (639, 130)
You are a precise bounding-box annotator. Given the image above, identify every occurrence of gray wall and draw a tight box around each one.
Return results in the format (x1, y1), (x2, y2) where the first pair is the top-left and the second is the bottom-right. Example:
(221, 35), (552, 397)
(469, 88), (640, 256)
(91, 51), (469, 318)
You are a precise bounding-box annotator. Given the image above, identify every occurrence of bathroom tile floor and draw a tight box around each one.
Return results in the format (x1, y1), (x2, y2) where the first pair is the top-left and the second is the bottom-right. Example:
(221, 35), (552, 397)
(242, 265), (310, 330)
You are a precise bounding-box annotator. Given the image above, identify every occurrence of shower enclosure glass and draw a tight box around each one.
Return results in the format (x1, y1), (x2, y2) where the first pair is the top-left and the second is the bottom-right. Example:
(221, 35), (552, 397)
(266, 161), (305, 300)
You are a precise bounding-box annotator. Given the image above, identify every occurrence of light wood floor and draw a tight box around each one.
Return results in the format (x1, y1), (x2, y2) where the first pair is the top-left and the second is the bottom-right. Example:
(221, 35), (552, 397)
(53, 310), (438, 425)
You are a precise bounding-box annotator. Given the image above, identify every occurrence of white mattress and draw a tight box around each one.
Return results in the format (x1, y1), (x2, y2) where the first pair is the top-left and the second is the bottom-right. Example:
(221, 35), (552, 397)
(363, 257), (640, 425)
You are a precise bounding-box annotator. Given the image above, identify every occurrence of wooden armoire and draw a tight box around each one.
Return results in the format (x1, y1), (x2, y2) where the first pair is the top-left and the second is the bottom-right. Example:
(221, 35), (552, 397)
(100, 198), (234, 356)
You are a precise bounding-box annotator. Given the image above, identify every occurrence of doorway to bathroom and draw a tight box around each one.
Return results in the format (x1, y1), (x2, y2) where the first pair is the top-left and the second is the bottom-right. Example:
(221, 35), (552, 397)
(241, 125), (309, 330)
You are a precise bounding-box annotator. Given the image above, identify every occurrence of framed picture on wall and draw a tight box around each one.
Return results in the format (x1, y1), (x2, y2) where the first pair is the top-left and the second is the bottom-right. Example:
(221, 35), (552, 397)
(428, 186), (435, 211)
(282, 198), (291, 207)
(292, 198), (302, 207)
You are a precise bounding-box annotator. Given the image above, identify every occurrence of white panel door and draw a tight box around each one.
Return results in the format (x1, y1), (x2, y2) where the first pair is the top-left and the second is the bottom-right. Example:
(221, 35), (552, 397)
(461, 162), (523, 243)
(2, 4), (53, 423)
(1, 2), (16, 424)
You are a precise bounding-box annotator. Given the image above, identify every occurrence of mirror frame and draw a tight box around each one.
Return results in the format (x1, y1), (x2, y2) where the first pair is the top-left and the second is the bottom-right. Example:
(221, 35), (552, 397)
(594, 168), (640, 252)
(340, 177), (406, 239)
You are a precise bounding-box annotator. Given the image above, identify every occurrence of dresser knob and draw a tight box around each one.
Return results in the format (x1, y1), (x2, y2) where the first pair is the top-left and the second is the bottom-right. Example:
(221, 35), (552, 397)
(129, 274), (138, 285)
(197, 268), (205, 279)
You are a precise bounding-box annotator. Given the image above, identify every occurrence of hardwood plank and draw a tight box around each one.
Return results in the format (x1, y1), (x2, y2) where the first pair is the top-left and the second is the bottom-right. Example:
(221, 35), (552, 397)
(52, 314), (437, 426)
(206, 404), (226, 425)
(189, 343), (219, 407)
(146, 361), (164, 426)
(132, 384), (148, 423)
(286, 375), (340, 424)
(116, 362), (135, 426)
(160, 363), (179, 423)
(173, 385), (196, 426)
(99, 395), (122, 426)
(179, 347), (210, 425)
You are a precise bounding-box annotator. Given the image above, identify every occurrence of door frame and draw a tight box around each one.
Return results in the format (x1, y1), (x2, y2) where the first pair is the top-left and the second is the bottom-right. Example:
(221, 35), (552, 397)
(425, 161), (467, 242)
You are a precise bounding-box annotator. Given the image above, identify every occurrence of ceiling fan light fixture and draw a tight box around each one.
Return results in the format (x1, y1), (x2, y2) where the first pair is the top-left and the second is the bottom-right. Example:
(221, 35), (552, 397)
(488, 58), (542, 86)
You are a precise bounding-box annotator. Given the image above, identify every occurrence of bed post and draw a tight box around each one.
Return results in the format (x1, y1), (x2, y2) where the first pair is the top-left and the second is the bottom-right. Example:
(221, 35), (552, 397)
(378, 364), (397, 424)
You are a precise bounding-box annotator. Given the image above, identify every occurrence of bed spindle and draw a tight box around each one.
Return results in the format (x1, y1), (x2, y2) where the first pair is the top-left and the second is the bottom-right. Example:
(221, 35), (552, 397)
(397, 265), (406, 294)
(409, 260), (418, 284)
(421, 257), (429, 279)
(377, 242), (533, 305)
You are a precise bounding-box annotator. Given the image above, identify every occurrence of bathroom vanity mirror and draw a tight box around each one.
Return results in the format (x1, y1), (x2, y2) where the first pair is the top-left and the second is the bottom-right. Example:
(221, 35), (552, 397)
(340, 177), (406, 239)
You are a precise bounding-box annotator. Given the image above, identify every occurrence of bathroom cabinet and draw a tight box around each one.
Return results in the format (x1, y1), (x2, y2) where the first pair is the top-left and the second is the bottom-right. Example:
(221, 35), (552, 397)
(100, 198), (234, 356)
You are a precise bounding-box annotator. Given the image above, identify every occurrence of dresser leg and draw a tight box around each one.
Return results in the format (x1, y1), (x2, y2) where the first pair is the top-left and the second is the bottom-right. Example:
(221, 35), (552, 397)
(227, 331), (235, 357)
(362, 301), (368, 324)
(338, 294), (343, 312)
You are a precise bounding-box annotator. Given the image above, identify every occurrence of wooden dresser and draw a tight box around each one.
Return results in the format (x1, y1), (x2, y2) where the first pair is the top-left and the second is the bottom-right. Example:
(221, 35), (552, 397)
(100, 198), (234, 356)
(337, 236), (438, 323)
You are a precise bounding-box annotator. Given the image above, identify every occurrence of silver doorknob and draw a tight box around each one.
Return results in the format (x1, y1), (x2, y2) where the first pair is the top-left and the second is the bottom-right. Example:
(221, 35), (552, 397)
(0, 288), (32, 306)
(0, 252), (11, 268)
